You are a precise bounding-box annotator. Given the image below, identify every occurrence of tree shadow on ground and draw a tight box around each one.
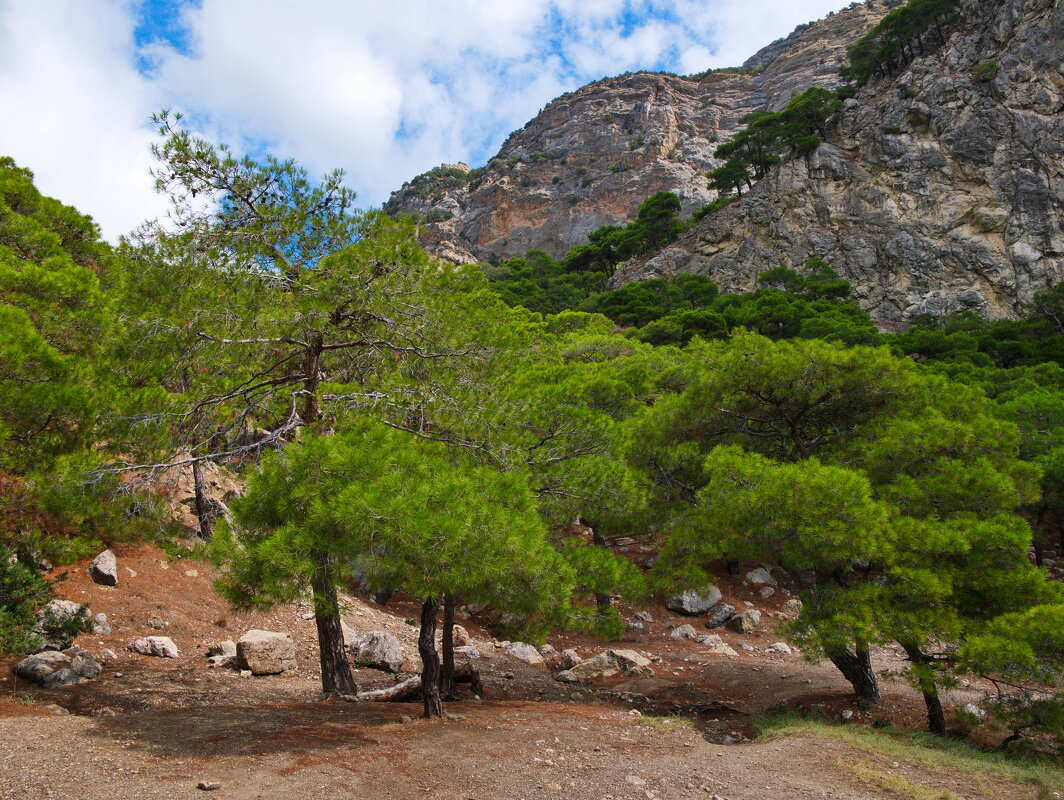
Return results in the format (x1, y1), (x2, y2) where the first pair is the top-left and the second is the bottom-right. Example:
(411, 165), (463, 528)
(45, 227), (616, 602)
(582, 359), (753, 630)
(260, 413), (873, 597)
(83, 700), (409, 758)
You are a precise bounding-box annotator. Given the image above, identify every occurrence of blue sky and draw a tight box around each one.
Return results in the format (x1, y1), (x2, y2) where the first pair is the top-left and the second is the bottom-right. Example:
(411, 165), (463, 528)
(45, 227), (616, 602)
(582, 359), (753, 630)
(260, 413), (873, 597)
(0, 0), (855, 240)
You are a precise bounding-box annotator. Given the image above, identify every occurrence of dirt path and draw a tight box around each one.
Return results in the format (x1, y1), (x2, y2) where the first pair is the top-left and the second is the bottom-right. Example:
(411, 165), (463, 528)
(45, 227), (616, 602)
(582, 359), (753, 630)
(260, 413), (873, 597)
(0, 699), (1046, 800)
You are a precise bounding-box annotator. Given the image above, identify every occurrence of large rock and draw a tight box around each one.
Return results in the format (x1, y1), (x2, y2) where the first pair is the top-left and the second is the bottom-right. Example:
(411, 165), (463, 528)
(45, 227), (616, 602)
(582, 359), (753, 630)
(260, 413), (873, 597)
(726, 610), (761, 634)
(568, 649), (654, 681)
(704, 602), (736, 630)
(87, 549), (118, 586)
(352, 630), (404, 674)
(14, 648), (103, 688)
(670, 624), (698, 640)
(745, 567), (776, 586)
(560, 648), (582, 670)
(35, 600), (91, 651)
(236, 630), (295, 674)
(781, 598), (804, 616)
(665, 585), (722, 616)
(128, 636), (180, 658)
(504, 641), (545, 665)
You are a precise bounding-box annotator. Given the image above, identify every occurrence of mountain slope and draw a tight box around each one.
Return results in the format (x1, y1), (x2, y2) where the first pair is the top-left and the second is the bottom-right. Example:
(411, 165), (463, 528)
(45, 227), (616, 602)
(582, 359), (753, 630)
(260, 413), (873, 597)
(386, 2), (887, 264)
(612, 0), (1064, 324)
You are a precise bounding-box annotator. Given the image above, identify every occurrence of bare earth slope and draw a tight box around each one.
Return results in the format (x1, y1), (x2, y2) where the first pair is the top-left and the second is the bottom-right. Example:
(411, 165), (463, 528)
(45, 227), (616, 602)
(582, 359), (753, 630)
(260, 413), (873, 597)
(1, 544), (1052, 799)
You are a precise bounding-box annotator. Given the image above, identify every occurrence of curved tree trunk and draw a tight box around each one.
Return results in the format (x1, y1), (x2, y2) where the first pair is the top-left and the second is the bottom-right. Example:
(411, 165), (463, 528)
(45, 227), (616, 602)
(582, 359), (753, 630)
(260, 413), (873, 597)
(439, 592), (457, 701)
(419, 595), (443, 718)
(590, 528), (613, 619)
(192, 460), (214, 540)
(901, 642), (947, 736)
(312, 554), (357, 696)
(828, 640), (881, 703)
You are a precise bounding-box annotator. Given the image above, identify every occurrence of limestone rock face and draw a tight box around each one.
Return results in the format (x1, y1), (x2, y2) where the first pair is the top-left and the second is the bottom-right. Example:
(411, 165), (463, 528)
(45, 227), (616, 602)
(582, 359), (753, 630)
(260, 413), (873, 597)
(236, 630), (295, 675)
(387, 3), (885, 264)
(612, 0), (1064, 324)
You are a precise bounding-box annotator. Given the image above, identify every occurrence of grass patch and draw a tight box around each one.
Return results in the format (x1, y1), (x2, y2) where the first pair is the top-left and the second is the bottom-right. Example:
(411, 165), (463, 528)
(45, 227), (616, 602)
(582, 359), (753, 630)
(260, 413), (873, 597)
(757, 712), (1064, 793)
(848, 758), (964, 800)
(638, 714), (695, 731)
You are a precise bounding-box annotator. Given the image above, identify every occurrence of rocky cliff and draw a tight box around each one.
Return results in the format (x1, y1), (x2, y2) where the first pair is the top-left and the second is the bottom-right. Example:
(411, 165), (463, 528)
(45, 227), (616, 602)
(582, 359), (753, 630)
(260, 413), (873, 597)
(612, 0), (1064, 324)
(386, 2), (887, 264)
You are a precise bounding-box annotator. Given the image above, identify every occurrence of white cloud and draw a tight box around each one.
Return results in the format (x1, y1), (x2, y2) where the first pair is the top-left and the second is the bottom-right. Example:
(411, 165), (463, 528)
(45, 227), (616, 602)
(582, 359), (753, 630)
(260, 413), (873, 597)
(0, 0), (854, 241)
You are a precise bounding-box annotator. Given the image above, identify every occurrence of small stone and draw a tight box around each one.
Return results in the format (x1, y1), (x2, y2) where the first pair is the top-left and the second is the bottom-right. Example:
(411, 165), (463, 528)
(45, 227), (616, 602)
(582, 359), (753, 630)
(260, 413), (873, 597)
(738, 642), (754, 651)
(962, 703), (986, 721)
(455, 645), (480, 659)
(841, 709), (854, 720)
(88, 550), (118, 586)
(400, 715), (413, 724)
(196, 781), (222, 791)
(696, 634), (738, 656)
(759, 586), (775, 599)
(505, 641), (544, 665)
(206, 640), (237, 658)
(128, 636), (179, 658)
(744, 566), (775, 586)
(560, 648), (582, 670)
(670, 624), (698, 640)
(633, 610), (653, 623)
(765, 642), (792, 654)
(703, 602), (736, 630)
(554, 669), (579, 683)
(99, 649), (117, 661)
(452, 624), (471, 647)
(92, 612), (112, 635)
(625, 775), (647, 786)
(145, 614), (169, 630)
(781, 598), (803, 616)
(184, 569), (199, 577)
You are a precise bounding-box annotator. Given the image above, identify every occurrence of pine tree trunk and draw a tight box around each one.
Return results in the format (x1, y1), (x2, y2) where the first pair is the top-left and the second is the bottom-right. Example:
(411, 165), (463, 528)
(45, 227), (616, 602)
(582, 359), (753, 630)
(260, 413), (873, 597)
(829, 641), (881, 703)
(419, 595), (443, 718)
(312, 555), (357, 697)
(192, 460), (213, 540)
(902, 642), (946, 736)
(922, 690), (946, 736)
(590, 528), (613, 619)
(439, 592), (457, 701)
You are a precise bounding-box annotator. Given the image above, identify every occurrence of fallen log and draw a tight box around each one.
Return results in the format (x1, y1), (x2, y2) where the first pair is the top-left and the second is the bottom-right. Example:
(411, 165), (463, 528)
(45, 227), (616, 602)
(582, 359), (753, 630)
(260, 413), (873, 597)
(344, 662), (482, 703)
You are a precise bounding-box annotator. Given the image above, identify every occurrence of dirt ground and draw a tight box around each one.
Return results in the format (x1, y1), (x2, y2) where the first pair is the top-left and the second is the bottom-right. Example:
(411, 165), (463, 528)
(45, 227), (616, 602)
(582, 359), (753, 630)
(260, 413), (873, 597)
(0, 543), (1054, 800)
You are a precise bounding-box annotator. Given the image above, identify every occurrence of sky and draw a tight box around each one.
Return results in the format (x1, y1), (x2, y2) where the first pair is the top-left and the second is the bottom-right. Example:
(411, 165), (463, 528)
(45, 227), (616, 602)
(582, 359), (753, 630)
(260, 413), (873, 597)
(0, 0), (855, 241)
